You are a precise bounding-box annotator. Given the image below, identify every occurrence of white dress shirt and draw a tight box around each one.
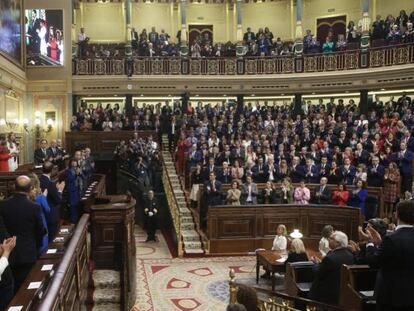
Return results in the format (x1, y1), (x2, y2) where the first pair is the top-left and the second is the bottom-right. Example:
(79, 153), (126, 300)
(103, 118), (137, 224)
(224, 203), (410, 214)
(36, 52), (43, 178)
(0, 256), (9, 281)
(272, 235), (287, 252)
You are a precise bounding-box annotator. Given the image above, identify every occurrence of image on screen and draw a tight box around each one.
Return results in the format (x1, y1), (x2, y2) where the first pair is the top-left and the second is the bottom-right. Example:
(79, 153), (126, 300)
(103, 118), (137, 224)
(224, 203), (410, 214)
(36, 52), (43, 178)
(25, 9), (64, 66)
(0, 0), (22, 65)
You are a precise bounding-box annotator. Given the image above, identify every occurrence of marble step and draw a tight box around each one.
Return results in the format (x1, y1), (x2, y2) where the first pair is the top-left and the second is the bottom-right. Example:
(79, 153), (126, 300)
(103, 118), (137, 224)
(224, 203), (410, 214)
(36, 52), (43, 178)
(184, 248), (205, 254)
(181, 223), (195, 230)
(92, 304), (121, 311)
(180, 216), (194, 224)
(93, 288), (121, 304)
(179, 208), (192, 216)
(182, 231), (201, 242)
(92, 270), (120, 289)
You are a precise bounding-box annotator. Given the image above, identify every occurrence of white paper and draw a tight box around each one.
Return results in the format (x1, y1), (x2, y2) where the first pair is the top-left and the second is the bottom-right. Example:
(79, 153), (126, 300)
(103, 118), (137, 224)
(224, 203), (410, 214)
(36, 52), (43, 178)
(27, 281), (42, 289)
(53, 237), (64, 242)
(60, 228), (69, 233)
(8, 307), (23, 311)
(359, 290), (374, 297)
(46, 249), (57, 254)
(41, 264), (53, 271)
(276, 257), (287, 263)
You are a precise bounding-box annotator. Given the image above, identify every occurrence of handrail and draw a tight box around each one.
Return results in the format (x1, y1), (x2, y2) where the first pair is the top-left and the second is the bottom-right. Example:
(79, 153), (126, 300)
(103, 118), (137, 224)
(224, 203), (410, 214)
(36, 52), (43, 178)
(161, 156), (183, 257)
(37, 214), (90, 310)
(229, 269), (346, 311)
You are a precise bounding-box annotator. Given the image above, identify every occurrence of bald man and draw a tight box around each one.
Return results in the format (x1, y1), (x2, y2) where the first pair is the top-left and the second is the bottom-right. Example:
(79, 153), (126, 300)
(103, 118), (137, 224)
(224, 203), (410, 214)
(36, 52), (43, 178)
(0, 175), (46, 293)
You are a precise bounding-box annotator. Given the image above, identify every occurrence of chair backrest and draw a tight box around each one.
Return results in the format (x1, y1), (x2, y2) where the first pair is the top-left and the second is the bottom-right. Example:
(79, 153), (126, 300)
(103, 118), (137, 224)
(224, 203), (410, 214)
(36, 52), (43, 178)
(290, 262), (315, 283)
(351, 268), (377, 291)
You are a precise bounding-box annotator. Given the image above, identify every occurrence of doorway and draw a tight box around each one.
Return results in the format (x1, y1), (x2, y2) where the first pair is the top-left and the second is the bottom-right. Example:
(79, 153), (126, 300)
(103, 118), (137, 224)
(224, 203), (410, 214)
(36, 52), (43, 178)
(316, 15), (346, 43)
(188, 24), (213, 45)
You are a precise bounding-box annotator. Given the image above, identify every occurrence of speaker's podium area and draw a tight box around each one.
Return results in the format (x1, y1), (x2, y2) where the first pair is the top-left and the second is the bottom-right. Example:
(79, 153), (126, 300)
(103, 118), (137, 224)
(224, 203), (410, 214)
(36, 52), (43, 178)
(1, 0), (414, 310)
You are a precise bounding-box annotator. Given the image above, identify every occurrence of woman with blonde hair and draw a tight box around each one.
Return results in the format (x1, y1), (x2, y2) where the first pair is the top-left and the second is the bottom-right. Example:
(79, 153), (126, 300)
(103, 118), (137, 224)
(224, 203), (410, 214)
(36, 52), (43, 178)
(272, 224), (287, 253)
(28, 173), (50, 254)
(286, 239), (309, 263)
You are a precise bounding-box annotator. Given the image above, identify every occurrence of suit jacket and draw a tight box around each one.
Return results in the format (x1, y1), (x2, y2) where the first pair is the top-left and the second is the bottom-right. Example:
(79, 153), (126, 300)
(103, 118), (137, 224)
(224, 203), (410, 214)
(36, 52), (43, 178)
(241, 183), (259, 204)
(304, 165), (320, 184)
(367, 164), (385, 187)
(34, 148), (49, 165)
(290, 165), (305, 183)
(218, 168), (232, 184)
(309, 247), (355, 305)
(340, 165), (357, 185)
(0, 194), (46, 265)
(204, 179), (222, 206)
(312, 185), (332, 204)
(252, 164), (269, 183)
(366, 227), (414, 308)
(39, 175), (62, 238)
(398, 150), (413, 175)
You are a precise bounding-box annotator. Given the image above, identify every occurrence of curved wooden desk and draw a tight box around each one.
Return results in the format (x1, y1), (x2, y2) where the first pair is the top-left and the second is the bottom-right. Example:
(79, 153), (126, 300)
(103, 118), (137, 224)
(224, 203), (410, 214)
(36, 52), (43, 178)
(207, 204), (361, 255)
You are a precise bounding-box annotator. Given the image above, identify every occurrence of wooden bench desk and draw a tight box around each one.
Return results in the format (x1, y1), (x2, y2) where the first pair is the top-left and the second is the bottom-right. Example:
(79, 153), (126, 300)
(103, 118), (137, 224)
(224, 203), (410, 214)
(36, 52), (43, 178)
(256, 250), (286, 291)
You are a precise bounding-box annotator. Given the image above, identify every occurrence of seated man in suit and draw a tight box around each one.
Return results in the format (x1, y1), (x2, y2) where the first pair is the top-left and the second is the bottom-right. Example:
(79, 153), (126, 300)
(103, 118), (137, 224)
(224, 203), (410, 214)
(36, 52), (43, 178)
(0, 176), (46, 293)
(241, 175), (259, 204)
(309, 231), (355, 305)
(364, 200), (414, 311)
(39, 162), (65, 239)
(34, 139), (49, 165)
(312, 177), (332, 204)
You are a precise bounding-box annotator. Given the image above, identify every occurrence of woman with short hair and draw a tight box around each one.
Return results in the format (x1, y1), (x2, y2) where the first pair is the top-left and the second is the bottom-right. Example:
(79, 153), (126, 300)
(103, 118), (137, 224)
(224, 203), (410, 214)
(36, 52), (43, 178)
(286, 238), (309, 263)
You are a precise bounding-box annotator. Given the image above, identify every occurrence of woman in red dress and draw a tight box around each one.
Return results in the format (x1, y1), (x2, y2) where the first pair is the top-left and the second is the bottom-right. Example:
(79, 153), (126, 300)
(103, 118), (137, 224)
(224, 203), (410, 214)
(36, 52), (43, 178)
(332, 183), (349, 206)
(0, 137), (12, 172)
(176, 132), (189, 176)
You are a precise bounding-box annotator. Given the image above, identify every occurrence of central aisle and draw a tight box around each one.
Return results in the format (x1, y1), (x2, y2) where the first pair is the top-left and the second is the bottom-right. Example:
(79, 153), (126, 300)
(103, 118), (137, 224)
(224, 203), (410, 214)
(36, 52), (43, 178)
(131, 227), (258, 311)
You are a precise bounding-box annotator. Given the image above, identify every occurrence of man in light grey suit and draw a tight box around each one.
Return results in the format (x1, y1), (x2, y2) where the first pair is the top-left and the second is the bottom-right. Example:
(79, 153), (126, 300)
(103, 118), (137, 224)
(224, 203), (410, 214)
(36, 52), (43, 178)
(242, 174), (258, 204)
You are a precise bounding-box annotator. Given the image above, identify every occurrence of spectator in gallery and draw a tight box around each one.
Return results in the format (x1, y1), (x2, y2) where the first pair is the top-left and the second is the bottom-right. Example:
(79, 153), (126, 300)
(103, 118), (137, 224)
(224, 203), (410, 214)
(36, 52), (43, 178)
(332, 183), (349, 206)
(258, 34), (270, 56)
(243, 27), (256, 44)
(148, 26), (159, 45)
(383, 162), (401, 218)
(294, 179), (311, 205)
(102, 116), (113, 131)
(144, 190), (158, 242)
(191, 40), (201, 58)
(372, 15), (386, 40)
(396, 9), (409, 32)
(346, 21), (359, 43)
(335, 34), (347, 51)
(28, 174), (50, 255)
(227, 181), (241, 206)
(322, 36), (334, 53)
(241, 175), (258, 204)
(307, 37), (320, 54)
(286, 238), (309, 264)
(262, 181), (277, 204)
(264, 27), (274, 43)
(78, 27), (89, 59)
(387, 24), (402, 44)
(312, 177), (332, 205)
(404, 22), (414, 43)
(319, 225), (334, 257)
(303, 29), (313, 51)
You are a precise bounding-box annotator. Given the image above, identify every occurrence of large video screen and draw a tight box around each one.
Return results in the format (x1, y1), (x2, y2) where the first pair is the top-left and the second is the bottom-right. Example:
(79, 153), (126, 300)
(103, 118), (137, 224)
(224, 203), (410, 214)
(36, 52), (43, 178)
(25, 9), (64, 66)
(0, 0), (22, 65)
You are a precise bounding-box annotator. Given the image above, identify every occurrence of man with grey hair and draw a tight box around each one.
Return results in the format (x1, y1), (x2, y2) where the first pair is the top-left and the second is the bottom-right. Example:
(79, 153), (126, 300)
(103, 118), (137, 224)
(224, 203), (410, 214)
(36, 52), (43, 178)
(312, 177), (332, 204)
(367, 156), (385, 187)
(309, 230), (355, 305)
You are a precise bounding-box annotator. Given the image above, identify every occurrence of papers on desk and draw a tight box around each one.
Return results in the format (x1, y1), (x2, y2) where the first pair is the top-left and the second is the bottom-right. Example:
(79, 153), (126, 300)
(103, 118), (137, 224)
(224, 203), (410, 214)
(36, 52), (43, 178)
(27, 281), (42, 289)
(41, 264), (53, 271)
(53, 237), (64, 243)
(8, 306), (23, 311)
(60, 228), (69, 234)
(46, 249), (57, 254)
(276, 257), (287, 263)
(34, 165), (43, 169)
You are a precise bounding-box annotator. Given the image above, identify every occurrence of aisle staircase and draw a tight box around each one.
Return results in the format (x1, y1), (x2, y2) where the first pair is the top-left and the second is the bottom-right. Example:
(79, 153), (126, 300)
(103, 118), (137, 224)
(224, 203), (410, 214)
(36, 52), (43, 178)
(161, 135), (205, 256)
(90, 269), (121, 310)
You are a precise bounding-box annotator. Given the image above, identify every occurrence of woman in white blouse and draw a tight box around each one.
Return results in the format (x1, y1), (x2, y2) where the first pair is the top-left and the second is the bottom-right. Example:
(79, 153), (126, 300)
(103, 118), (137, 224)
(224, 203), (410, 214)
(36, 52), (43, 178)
(319, 225), (333, 257)
(272, 224), (288, 254)
(6, 133), (19, 172)
(102, 116), (113, 131)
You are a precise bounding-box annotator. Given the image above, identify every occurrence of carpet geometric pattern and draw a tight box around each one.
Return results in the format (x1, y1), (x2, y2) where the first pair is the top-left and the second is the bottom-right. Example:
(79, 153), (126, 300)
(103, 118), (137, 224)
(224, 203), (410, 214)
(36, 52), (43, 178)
(132, 227), (260, 311)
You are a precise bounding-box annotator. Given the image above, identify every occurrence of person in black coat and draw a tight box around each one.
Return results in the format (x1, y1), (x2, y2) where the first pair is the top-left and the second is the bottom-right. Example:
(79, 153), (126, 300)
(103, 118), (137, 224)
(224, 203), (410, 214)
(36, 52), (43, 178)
(286, 238), (309, 264)
(367, 157), (385, 187)
(34, 139), (50, 165)
(364, 200), (414, 311)
(0, 176), (46, 293)
(312, 177), (332, 204)
(309, 231), (355, 305)
(39, 162), (65, 240)
(0, 216), (16, 310)
(143, 190), (158, 242)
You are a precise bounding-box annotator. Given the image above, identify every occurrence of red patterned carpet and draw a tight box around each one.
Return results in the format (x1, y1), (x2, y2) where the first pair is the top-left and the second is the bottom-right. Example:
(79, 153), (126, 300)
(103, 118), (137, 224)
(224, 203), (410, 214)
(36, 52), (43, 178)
(131, 227), (260, 311)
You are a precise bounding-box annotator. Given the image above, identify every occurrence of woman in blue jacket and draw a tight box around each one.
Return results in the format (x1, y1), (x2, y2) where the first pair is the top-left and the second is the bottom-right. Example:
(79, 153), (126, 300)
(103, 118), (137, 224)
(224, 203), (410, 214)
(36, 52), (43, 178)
(348, 179), (368, 219)
(66, 159), (81, 224)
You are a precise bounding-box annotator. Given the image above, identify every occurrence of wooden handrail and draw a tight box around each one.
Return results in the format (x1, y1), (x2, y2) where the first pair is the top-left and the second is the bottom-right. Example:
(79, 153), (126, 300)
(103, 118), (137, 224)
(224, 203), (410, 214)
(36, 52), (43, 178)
(37, 214), (90, 310)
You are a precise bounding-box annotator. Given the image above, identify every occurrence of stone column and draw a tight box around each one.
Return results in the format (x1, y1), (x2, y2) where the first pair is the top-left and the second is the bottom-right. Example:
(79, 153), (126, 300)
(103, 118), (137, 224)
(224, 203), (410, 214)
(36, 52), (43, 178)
(293, 0), (303, 55)
(360, 0), (371, 49)
(180, 0), (189, 55)
(71, 0), (77, 58)
(125, 0), (132, 58)
(235, 0), (246, 57)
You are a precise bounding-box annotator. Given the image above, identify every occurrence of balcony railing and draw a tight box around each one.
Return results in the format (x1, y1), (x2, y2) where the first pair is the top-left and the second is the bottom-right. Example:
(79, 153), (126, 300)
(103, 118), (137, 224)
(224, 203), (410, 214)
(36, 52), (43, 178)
(72, 43), (414, 76)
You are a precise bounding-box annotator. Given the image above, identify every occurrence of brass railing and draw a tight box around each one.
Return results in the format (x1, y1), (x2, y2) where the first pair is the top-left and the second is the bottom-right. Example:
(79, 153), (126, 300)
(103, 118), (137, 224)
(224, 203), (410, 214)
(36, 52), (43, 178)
(162, 162), (183, 257)
(229, 269), (345, 311)
(72, 43), (414, 75)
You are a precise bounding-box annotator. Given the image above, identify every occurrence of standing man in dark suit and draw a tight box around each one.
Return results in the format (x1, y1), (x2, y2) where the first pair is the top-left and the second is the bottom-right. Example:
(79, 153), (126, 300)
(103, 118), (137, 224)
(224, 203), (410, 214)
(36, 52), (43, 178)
(367, 156), (385, 187)
(397, 142), (413, 192)
(0, 176), (46, 293)
(39, 161), (65, 240)
(309, 231), (355, 305)
(143, 190), (158, 242)
(202, 172), (222, 228)
(34, 139), (49, 165)
(168, 115), (179, 151)
(312, 177), (332, 204)
(365, 200), (414, 311)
